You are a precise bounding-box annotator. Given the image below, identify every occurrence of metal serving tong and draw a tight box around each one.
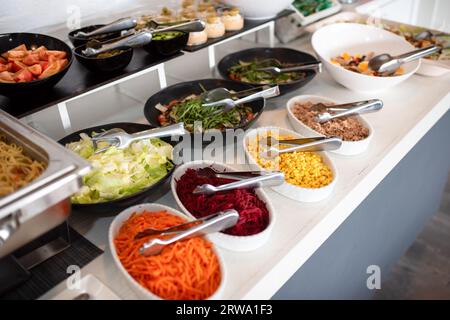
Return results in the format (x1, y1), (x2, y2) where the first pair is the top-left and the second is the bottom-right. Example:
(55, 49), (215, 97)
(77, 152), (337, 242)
(74, 17), (138, 38)
(201, 85), (271, 104)
(260, 136), (342, 159)
(139, 209), (239, 256)
(197, 167), (269, 180)
(202, 85), (280, 113)
(91, 123), (185, 154)
(193, 171), (284, 195)
(368, 45), (441, 74)
(313, 99), (383, 123)
(256, 60), (322, 74)
(82, 19), (205, 56)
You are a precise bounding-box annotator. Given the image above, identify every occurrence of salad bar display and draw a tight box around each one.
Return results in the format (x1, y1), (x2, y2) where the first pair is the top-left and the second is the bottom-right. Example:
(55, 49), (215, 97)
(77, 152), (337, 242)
(1, 0), (449, 302)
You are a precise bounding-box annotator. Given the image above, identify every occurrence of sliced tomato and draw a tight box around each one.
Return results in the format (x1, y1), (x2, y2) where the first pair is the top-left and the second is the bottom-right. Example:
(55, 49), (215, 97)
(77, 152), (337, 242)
(11, 60), (28, 72)
(7, 50), (28, 59)
(10, 44), (27, 52)
(59, 58), (68, 68)
(0, 71), (14, 83)
(0, 56), (7, 64)
(0, 64), (8, 72)
(39, 61), (49, 71)
(46, 50), (67, 59)
(22, 53), (40, 66)
(38, 50), (48, 61)
(13, 69), (34, 82)
(38, 61), (61, 79)
(32, 45), (47, 53)
(28, 64), (42, 76)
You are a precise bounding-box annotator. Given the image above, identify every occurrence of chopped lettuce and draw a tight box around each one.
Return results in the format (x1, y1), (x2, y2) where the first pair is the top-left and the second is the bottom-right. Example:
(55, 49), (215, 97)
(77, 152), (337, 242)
(66, 133), (173, 204)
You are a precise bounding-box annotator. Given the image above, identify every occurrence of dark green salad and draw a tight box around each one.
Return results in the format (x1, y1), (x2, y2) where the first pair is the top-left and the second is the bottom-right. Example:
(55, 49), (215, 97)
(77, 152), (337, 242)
(155, 94), (255, 132)
(228, 58), (305, 84)
(292, 0), (333, 17)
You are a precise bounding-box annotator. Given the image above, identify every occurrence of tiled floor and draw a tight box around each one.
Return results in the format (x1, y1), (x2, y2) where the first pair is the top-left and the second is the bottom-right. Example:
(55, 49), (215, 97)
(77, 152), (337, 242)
(373, 173), (450, 299)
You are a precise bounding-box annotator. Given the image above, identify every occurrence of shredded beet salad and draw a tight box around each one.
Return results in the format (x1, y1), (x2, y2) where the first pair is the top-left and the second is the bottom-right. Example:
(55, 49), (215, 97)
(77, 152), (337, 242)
(176, 168), (270, 236)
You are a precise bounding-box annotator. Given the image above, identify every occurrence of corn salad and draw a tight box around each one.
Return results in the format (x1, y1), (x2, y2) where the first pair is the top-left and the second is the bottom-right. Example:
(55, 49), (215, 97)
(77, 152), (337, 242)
(247, 131), (334, 189)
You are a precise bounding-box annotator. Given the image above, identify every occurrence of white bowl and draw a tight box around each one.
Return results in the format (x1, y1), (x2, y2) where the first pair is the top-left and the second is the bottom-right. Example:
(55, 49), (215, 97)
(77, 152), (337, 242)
(311, 23), (420, 93)
(286, 95), (374, 156)
(222, 0), (292, 20)
(108, 203), (226, 300)
(243, 127), (338, 202)
(171, 160), (275, 252)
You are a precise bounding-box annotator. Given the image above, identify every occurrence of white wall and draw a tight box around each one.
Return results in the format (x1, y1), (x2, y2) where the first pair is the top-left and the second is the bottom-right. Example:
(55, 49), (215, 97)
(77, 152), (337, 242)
(0, 0), (181, 35)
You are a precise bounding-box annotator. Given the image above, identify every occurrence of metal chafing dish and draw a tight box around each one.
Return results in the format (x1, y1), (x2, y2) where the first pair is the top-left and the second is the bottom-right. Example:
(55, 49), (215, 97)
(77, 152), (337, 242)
(0, 109), (90, 258)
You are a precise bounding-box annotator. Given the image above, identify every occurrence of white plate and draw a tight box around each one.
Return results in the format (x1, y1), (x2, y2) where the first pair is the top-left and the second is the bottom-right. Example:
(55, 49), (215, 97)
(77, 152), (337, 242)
(50, 274), (120, 300)
(171, 160), (276, 252)
(108, 203), (226, 300)
(286, 95), (374, 156)
(312, 23), (419, 93)
(243, 127), (338, 202)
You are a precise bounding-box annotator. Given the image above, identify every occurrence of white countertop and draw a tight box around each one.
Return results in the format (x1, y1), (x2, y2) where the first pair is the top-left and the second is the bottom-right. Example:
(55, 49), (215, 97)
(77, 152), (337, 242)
(39, 2), (450, 300)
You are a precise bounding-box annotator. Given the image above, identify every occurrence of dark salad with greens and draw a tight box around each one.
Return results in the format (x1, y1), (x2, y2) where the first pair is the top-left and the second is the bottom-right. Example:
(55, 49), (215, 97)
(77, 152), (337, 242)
(228, 58), (306, 84)
(292, 0), (333, 17)
(155, 94), (255, 133)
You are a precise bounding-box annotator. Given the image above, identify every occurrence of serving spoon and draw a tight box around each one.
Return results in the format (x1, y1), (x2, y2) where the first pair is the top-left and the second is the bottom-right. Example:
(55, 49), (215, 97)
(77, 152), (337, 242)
(368, 45), (441, 74)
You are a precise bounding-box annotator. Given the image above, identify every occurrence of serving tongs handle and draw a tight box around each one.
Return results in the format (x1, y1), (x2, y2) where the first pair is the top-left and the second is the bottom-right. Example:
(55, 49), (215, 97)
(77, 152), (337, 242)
(75, 17), (138, 38)
(82, 30), (152, 56)
(146, 19), (206, 33)
(234, 86), (280, 105)
(193, 172), (285, 195)
(128, 123), (186, 141)
(316, 99), (383, 123)
(262, 136), (342, 158)
(139, 209), (239, 256)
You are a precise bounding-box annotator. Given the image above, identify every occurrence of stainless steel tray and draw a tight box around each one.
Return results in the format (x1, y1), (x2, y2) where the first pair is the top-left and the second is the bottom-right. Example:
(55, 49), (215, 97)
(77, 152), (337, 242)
(0, 110), (90, 257)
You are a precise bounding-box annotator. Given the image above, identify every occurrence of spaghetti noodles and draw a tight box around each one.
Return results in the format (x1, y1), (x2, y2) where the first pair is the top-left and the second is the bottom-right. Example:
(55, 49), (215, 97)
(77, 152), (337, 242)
(0, 135), (45, 197)
(114, 210), (222, 300)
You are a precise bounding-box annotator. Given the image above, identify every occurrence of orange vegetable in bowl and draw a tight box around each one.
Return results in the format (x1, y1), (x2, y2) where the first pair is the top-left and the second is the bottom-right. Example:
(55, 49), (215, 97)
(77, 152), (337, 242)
(0, 44), (68, 83)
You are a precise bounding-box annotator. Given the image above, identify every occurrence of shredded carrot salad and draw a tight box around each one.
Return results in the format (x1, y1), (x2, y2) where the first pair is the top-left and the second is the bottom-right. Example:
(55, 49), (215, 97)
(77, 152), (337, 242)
(114, 210), (222, 300)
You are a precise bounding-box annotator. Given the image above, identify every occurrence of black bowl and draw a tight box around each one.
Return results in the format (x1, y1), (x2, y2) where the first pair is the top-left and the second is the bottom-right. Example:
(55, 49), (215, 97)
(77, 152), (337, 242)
(68, 25), (122, 48)
(142, 31), (189, 56)
(0, 33), (73, 97)
(218, 47), (319, 95)
(144, 78), (265, 146)
(58, 122), (176, 215)
(73, 45), (133, 73)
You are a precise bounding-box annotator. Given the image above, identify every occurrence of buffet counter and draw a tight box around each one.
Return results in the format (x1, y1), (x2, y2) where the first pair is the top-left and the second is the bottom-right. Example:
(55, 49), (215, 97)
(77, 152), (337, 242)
(39, 32), (450, 298)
